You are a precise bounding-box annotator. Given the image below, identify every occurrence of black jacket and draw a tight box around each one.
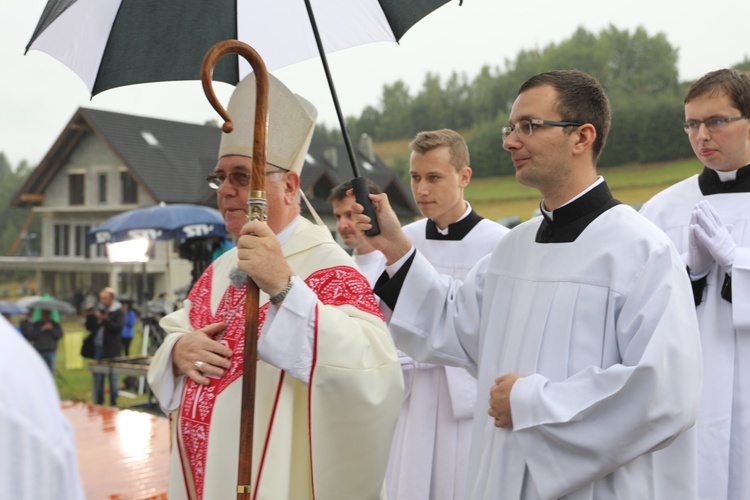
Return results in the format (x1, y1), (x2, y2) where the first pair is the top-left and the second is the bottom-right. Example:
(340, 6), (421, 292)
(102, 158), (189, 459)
(85, 303), (124, 359)
(27, 319), (63, 353)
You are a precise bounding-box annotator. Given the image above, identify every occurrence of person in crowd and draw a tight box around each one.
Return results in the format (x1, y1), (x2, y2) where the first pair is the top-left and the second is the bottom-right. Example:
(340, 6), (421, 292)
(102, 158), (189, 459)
(19, 308), (34, 338)
(147, 72), (402, 499)
(327, 178), (386, 286)
(85, 287), (124, 406)
(0, 314), (85, 499)
(384, 129), (508, 500)
(640, 67), (750, 499)
(353, 70), (702, 499)
(120, 299), (137, 356)
(27, 308), (63, 373)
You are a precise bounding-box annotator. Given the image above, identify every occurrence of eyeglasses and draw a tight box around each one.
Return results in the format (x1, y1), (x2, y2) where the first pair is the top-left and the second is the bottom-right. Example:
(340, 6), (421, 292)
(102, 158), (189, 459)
(502, 119), (583, 141)
(682, 116), (749, 135)
(206, 169), (285, 189)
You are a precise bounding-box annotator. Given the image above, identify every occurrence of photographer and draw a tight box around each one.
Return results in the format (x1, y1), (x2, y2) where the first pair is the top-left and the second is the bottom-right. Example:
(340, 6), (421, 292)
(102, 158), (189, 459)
(85, 287), (124, 406)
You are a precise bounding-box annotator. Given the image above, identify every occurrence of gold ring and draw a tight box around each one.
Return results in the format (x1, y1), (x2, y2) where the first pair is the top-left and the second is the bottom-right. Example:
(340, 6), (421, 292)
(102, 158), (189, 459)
(194, 360), (205, 370)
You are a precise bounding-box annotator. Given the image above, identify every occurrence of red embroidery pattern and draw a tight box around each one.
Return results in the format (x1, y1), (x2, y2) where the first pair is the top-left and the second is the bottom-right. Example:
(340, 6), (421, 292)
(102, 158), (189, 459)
(179, 265), (268, 499)
(179, 264), (383, 498)
(305, 266), (384, 320)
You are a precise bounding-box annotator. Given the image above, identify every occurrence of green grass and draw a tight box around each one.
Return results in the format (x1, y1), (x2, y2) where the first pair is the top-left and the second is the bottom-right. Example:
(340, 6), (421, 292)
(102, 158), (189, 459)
(53, 319), (154, 409)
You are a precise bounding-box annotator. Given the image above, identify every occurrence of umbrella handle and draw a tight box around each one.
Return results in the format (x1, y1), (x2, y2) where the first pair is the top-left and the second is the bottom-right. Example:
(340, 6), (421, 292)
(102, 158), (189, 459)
(201, 40), (269, 500)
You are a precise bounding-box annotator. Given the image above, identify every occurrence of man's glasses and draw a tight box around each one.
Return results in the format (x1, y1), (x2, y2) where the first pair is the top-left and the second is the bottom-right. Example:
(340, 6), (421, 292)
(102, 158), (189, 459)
(682, 116), (749, 135)
(206, 169), (285, 189)
(502, 119), (583, 141)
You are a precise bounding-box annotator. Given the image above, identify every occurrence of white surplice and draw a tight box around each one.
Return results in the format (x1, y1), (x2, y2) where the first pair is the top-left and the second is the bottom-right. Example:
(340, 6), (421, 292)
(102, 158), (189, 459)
(641, 173), (750, 500)
(385, 215), (507, 500)
(387, 204), (702, 499)
(0, 315), (85, 500)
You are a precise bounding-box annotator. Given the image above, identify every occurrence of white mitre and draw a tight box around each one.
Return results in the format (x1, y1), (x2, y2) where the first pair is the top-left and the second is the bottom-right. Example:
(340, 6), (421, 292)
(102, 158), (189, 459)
(218, 72), (318, 174)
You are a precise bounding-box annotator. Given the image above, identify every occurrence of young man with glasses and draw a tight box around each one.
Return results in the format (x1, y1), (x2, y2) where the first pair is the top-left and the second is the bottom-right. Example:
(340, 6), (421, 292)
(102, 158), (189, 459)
(148, 73), (402, 499)
(353, 70), (701, 499)
(641, 68), (750, 500)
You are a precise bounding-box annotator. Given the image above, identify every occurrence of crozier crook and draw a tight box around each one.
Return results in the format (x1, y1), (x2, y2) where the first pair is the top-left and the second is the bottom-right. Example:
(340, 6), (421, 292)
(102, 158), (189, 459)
(201, 40), (269, 500)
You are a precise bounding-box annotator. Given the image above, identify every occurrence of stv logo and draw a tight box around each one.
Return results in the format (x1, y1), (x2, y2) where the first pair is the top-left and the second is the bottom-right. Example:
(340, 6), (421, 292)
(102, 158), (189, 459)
(183, 224), (215, 238)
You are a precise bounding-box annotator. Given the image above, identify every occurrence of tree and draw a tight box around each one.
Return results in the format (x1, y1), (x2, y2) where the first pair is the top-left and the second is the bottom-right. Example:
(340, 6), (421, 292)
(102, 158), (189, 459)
(375, 80), (414, 140)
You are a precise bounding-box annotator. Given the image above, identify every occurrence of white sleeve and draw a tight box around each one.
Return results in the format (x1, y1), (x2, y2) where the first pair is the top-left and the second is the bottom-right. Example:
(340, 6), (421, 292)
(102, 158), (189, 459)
(388, 250), (488, 377)
(509, 246), (702, 499)
(257, 280), (316, 383)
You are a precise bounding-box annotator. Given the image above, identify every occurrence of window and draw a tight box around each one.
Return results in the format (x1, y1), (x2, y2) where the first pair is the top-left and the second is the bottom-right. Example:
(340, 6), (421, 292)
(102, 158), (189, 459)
(98, 173), (107, 204)
(69, 174), (84, 205)
(121, 171), (138, 204)
(54, 224), (70, 256)
(74, 225), (91, 258)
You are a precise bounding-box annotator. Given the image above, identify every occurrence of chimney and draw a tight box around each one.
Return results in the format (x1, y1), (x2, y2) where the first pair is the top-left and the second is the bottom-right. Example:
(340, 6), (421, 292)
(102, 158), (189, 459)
(324, 146), (338, 168)
(358, 133), (375, 162)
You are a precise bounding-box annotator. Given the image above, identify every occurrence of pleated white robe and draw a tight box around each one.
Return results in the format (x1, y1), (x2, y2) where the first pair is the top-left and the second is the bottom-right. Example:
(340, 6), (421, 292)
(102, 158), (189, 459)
(385, 216), (507, 500)
(387, 205), (702, 499)
(641, 175), (750, 499)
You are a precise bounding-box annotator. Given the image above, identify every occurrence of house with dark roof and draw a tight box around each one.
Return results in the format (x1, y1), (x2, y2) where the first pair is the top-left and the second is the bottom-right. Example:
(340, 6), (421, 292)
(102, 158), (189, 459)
(5, 107), (418, 302)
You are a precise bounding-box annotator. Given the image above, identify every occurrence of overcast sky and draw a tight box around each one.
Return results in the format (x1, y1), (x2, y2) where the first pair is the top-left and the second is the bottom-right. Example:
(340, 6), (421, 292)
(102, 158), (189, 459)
(2, 0), (748, 168)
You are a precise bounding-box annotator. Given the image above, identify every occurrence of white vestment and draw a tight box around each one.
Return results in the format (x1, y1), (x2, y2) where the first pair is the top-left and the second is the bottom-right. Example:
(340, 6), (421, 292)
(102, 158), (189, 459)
(353, 249), (387, 287)
(384, 201), (702, 499)
(148, 217), (403, 500)
(386, 215), (507, 500)
(0, 315), (85, 500)
(641, 172), (750, 500)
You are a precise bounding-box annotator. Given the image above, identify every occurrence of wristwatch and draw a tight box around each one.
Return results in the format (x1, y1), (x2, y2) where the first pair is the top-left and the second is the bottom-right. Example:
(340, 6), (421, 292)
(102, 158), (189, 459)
(269, 275), (295, 305)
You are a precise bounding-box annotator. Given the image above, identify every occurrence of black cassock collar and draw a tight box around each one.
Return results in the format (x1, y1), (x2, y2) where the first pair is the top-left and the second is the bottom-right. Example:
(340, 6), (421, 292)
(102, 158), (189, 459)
(698, 163), (750, 195)
(425, 210), (483, 241)
(536, 181), (621, 243)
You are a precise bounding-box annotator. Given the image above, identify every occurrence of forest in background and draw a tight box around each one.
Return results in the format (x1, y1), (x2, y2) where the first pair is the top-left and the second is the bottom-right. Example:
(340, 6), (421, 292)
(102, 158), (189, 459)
(317, 25), (750, 180)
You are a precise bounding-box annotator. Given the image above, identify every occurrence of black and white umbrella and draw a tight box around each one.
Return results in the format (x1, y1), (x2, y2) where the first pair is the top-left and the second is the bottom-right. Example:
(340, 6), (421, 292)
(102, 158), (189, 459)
(26, 0), (461, 231)
(26, 0), (456, 96)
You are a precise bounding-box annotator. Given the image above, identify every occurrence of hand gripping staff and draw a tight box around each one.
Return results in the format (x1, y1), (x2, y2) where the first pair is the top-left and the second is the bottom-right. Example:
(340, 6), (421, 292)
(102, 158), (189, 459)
(201, 40), (267, 500)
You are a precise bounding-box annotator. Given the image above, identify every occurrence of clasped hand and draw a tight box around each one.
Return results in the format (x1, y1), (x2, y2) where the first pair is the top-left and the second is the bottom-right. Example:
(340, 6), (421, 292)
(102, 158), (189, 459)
(687, 200), (736, 277)
(488, 373), (519, 428)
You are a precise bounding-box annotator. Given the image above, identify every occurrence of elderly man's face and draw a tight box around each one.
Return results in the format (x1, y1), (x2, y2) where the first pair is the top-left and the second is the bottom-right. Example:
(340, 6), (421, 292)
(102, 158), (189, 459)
(99, 291), (114, 307)
(214, 155), (290, 237)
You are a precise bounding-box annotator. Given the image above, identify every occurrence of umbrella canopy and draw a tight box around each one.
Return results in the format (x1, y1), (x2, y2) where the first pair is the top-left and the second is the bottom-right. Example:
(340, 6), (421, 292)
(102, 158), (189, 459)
(26, 0), (454, 96)
(25, 298), (77, 316)
(15, 295), (44, 309)
(0, 301), (29, 316)
(87, 203), (226, 245)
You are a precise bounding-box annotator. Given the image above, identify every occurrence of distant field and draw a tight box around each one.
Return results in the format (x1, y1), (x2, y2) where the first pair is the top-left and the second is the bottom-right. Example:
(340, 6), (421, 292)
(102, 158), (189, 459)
(464, 158), (704, 222)
(373, 140), (704, 223)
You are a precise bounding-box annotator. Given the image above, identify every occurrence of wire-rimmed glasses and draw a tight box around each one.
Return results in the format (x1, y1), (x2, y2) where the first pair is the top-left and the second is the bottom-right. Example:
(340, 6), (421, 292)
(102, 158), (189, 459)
(682, 116), (749, 135)
(502, 119), (583, 141)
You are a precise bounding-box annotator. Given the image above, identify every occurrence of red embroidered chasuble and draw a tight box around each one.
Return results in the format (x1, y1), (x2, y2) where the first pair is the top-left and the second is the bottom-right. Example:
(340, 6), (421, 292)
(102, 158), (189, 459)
(178, 264), (382, 499)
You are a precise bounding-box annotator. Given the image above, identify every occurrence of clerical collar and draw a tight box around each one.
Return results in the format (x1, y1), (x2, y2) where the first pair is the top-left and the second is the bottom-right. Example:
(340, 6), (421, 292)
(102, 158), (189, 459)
(536, 180), (621, 243)
(425, 206), (483, 241)
(698, 163), (750, 195)
(540, 177), (604, 221)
